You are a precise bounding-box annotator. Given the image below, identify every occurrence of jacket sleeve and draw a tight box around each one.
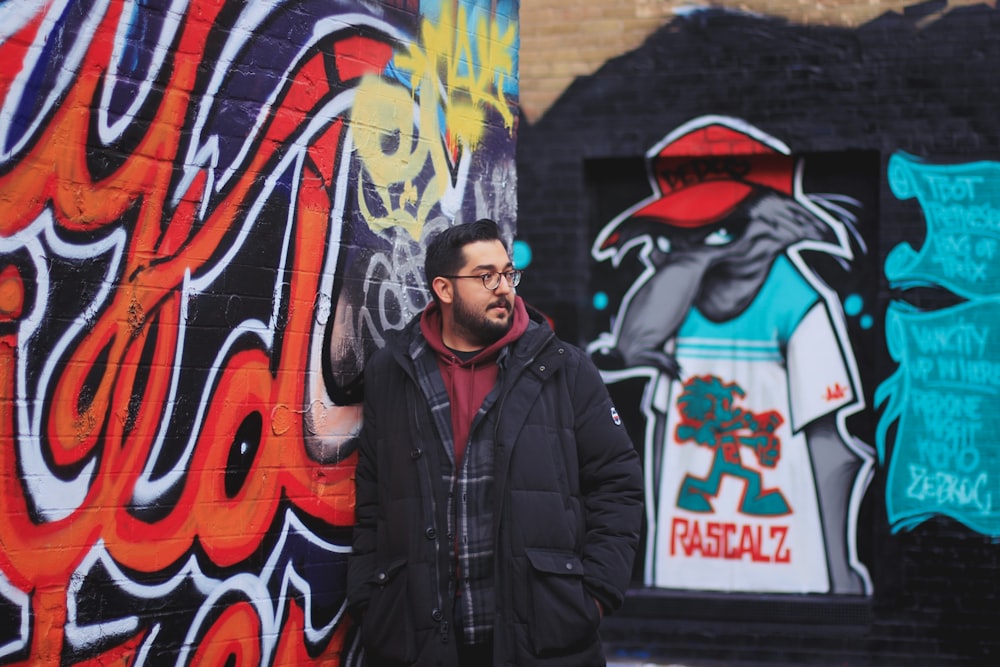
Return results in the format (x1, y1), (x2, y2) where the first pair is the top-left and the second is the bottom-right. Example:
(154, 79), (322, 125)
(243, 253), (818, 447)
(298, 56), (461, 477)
(345, 355), (382, 620)
(571, 350), (644, 614)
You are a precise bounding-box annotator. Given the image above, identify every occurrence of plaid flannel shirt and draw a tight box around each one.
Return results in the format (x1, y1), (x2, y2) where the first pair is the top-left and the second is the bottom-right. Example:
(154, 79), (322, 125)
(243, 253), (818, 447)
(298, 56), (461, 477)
(410, 336), (504, 645)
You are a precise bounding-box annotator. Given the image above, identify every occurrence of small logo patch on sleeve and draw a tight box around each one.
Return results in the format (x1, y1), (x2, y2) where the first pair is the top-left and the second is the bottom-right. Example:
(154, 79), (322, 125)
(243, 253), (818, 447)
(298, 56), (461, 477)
(610, 407), (622, 426)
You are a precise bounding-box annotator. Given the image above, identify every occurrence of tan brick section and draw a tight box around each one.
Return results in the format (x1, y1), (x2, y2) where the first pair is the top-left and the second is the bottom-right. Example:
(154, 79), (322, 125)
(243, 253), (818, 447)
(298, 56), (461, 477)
(518, 0), (993, 122)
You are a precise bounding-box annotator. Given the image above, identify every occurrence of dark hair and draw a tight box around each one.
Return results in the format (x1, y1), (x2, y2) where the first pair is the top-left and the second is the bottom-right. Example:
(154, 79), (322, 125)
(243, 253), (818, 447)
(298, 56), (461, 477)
(424, 219), (507, 301)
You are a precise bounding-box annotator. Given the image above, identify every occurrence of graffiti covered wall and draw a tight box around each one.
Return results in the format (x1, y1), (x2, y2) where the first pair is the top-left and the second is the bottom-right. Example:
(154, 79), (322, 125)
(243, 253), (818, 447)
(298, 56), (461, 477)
(0, 0), (518, 664)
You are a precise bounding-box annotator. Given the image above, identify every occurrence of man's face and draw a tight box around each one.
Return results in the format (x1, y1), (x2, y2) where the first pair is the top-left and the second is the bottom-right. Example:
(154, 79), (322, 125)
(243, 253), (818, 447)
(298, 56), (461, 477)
(448, 239), (515, 349)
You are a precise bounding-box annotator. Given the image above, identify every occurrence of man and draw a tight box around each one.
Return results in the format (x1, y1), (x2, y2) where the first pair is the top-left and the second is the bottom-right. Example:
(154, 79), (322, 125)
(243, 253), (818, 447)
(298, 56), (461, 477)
(347, 219), (643, 666)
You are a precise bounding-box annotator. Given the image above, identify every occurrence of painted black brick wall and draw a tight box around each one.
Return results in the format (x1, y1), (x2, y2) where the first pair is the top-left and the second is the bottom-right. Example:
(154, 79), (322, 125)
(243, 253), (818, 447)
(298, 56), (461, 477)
(516, 3), (1000, 665)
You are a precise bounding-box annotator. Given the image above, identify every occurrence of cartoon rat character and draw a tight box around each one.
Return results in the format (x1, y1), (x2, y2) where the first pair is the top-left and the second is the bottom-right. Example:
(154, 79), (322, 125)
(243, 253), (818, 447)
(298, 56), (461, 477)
(591, 116), (872, 594)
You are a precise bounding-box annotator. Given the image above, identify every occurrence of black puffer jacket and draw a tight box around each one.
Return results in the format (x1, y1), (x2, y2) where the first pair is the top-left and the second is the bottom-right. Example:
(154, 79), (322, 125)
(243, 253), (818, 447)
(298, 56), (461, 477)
(347, 308), (643, 667)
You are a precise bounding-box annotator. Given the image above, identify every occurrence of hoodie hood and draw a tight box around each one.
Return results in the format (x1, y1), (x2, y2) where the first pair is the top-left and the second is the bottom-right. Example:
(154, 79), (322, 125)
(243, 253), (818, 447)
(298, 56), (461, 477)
(418, 296), (530, 466)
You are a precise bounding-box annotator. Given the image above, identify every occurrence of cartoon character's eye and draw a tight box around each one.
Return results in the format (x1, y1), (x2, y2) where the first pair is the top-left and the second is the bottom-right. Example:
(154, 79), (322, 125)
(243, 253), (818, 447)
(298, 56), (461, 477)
(656, 236), (672, 253)
(704, 228), (733, 246)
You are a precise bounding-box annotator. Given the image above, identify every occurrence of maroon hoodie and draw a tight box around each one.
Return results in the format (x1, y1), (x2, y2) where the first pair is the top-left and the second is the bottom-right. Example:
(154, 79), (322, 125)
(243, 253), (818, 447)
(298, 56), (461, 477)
(419, 296), (529, 466)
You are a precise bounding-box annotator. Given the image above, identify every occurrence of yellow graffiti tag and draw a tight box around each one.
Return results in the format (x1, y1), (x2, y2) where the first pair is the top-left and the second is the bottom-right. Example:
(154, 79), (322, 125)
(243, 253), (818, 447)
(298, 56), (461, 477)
(351, 77), (448, 240)
(404, 2), (516, 144)
(350, 3), (515, 240)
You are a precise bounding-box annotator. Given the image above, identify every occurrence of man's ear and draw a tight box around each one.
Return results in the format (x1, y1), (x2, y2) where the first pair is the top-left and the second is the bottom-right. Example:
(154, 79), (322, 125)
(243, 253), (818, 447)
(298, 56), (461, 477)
(431, 276), (454, 304)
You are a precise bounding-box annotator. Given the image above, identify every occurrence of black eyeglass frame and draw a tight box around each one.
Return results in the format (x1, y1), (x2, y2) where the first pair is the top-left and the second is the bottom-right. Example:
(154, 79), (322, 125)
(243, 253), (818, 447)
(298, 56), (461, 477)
(440, 269), (522, 291)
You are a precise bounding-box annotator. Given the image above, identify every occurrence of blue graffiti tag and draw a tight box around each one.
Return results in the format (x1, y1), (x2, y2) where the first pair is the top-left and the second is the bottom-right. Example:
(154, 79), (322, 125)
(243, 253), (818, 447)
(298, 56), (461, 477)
(877, 152), (1000, 536)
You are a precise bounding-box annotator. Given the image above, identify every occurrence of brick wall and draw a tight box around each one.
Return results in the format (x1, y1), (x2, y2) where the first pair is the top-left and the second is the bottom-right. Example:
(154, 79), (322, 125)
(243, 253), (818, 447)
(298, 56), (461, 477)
(516, 3), (1000, 665)
(518, 0), (952, 123)
(0, 1), (518, 664)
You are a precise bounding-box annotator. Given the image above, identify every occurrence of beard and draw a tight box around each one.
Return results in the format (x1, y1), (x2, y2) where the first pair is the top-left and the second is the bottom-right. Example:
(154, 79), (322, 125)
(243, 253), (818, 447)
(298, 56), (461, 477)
(452, 290), (513, 348)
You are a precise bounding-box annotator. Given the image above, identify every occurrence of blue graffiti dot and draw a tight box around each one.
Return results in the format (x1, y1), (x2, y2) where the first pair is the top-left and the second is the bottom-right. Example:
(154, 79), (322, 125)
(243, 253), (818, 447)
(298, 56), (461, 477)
(513, 240), (532, 269)
(860, 314), (873, 330)
(844, 293), (863, 316)
(593, 291), (609, 311)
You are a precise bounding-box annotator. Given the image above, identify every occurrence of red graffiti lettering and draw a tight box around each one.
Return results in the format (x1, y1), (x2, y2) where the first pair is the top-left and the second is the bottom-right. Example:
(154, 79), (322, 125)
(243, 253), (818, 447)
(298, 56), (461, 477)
(0, 1), (403, 664)
(670, 517), (793, 563)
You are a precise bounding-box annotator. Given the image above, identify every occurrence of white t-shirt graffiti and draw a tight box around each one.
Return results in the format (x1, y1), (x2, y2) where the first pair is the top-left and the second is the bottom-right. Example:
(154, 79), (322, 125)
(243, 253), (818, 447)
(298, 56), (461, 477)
(648, 256), (855, 593)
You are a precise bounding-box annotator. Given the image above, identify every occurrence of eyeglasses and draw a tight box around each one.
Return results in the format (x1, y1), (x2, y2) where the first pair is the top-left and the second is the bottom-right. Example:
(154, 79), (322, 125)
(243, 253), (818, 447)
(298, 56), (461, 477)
(441, 269), (522, 291)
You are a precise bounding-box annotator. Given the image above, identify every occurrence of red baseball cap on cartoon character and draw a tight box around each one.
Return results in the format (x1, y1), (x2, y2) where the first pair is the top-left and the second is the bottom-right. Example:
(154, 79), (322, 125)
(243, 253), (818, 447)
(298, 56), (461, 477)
(595, 117), (795, 255)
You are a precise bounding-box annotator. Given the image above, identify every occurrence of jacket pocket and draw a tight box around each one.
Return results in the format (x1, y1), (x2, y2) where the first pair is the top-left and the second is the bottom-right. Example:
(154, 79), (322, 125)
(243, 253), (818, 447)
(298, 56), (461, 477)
(361, 559), (416, 663)
(524, 548), (601, 656)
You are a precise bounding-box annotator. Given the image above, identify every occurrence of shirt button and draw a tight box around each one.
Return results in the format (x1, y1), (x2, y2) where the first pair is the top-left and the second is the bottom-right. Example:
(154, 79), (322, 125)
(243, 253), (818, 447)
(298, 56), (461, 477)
(425, 527), (437, 539)
(410, 448), (422, 460)
(565, 562), (574, 571)
(376, 571), (387, 583)
(432, 608), (444, 622)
